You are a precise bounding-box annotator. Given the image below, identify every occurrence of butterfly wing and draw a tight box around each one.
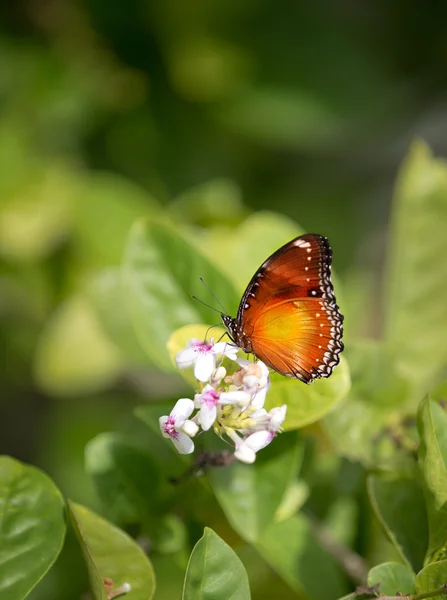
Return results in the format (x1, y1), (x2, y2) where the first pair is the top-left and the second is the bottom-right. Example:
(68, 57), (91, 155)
(236, 234), (343, 383)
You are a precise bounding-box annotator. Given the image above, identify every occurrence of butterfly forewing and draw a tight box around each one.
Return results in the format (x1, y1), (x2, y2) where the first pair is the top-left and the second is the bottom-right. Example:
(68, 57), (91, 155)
(231, 234), (343, 382)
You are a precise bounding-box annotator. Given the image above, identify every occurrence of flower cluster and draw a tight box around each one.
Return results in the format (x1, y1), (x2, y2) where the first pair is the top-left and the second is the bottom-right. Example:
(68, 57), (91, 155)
(159, 338), (287, 464)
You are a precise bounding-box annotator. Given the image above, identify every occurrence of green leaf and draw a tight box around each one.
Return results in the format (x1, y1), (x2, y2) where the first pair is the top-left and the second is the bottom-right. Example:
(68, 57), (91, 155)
(182, 528), (251, 600)
(0, 163), (74, 263)
(416, 559), (447, 598)
(0, 456), (66, 600)
(34, 296), (122, 397)
(85, 433), (160, 527)
(265, 355), (350, 430)
(323, 341), (415, 470)
(417, 396), (447, 563)
(68, 501), (155, 600)
(208, 433), (302, 543)
(255, 514), (345, 600)
(383, 142), (447, 396)
(122, 220), (239, 371)
(344, 340), (410, 409)
(368, 475), (428, 572)
(87, 269), (151, 367)
(367, 562), (415, 596)
(74, 172), (158, 268)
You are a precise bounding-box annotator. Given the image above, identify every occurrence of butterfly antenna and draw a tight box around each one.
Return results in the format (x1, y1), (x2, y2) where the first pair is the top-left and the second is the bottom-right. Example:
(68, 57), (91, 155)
(199, 277), (229, 315)
(191, 296), (222, 315)
(203, 324), (221, 341)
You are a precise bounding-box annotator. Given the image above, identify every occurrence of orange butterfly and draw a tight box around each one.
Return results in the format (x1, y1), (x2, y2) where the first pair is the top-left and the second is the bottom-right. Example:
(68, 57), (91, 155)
(221, 233), (344, 383)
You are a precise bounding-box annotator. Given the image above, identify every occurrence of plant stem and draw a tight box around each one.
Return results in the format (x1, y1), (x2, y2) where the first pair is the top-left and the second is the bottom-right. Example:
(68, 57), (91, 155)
(380, 583), (447, 599)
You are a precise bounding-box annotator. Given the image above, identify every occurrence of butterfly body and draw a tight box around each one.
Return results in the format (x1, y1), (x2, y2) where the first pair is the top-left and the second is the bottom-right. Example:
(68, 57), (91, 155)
(221, 234), (344, 383)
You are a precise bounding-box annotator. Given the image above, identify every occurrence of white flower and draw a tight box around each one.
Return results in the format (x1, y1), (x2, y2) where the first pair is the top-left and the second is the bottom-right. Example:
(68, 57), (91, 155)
(246, 404), (287, 434)
(234, 430), (275, 464)
(268, 405), (287, 431)
(176, 339), (238, 382)
(194, 384), (250, 431)
(159, 398), (197, 454)
(235, 359), (271, 409)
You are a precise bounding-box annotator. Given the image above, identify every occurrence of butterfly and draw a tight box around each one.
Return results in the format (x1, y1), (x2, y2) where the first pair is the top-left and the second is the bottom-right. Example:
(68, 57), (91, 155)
(221, 233), (344, 383)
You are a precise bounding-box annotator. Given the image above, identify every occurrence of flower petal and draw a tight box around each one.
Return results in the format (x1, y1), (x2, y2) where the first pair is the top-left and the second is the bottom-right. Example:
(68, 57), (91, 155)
(251, 386), (268, 410)
(269, 405), (287, 431)
(236, 357), (251, 368)
(219, 391), (251, 406)
(171, 431), (195, 454)
(171, 398), (195, 421)
(175, 348), (197, 369)
(159, 416), (170, 438)
(199, 404), (217, 431)
(181, 419), (199, 437)
(194, 352), (216, 382)
(244, 430), (274, 452)
(213, 342), (238, 357)
(234, 444), (256, 464)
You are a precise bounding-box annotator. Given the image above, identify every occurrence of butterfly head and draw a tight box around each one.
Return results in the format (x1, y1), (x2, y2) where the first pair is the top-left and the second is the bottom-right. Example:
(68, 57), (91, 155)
(221, 314), (236, 342)
(221, 314), (253, 354)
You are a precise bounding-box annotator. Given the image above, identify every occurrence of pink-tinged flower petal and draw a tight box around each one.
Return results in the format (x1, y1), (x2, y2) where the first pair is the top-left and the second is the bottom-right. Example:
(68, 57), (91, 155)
(175, 348), (197, 369)
(171, 398), (195, 421)
(268, 405), (287, 431)
(244, 430), (275, 452)
(199, 403), (217, 431)
(172, 431), (195, 454)
(182, 419), (199, 437)
(194, 352), (216, 382)
(234, 444), (256, 464)
(159, 416), (170, 438)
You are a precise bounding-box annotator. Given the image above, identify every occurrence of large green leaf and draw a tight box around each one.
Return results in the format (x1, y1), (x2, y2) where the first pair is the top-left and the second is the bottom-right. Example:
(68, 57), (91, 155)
(417, 396), (447, 563)
(122, 220), (239, 371)
(323, 341), (415, 470)
(383, 142), (447, 396)
(265, 356), (350, 430)
(73, 172), (158, 268)
(85, 433), (160, 528)
(255, 514), (345, 600)
(87, 269), (151, 367)
(368, 475), (428, 572)
(367, 562), (415, 596)
(208, 432), (302, 543)
(68, 501), (155, 600)
(0, 163), (74, 263)
(182, 528), (250, 600)
(0, 456), (66, 600)
(34, 296), (122, 397)
(416, 559), (447, 599)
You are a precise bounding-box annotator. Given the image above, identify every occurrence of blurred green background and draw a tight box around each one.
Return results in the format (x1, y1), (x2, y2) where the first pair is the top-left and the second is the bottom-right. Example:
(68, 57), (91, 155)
(2, 1), (447, 598)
